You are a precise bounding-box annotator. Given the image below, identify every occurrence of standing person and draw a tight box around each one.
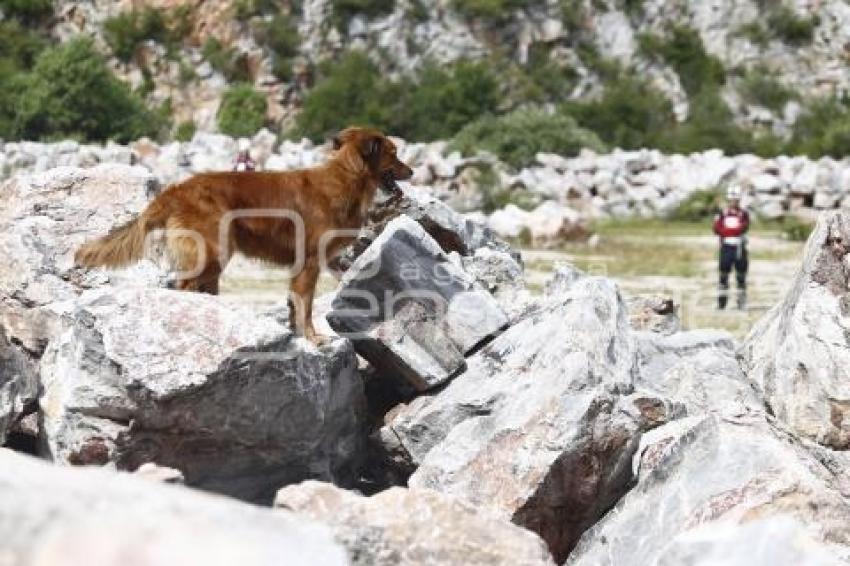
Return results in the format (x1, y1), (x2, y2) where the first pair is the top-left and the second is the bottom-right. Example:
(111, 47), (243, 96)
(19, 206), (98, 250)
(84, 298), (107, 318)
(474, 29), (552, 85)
(233, 140), (256, 172)
(713, 185), (749, 310)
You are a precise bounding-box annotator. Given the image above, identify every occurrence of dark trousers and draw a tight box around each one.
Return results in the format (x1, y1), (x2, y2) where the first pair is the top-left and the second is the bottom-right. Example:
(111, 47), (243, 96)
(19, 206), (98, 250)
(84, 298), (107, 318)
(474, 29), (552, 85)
(718, 243), (747, 309)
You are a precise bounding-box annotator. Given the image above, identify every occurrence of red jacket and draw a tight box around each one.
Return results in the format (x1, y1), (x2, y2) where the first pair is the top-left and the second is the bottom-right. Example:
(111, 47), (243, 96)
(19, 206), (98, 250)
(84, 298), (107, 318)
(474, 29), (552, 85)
(713, 208), (749, 239)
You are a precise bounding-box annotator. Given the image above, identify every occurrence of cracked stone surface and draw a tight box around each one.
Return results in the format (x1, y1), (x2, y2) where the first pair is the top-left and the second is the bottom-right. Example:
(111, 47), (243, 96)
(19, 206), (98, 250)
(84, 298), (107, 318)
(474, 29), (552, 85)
(380, 276), (681, 561)
(40, 286), (365, 503)
(566, 414), (850, 565)
(0, 165), (162, 444)
(742, 211), (850, 448)
(275, 481), (555, 565)
(0, 449), (348, 566)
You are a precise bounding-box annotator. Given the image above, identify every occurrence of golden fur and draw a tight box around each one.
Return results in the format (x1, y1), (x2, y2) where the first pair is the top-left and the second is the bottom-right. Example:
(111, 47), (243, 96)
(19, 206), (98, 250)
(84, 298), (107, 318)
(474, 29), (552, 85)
(75, 127), (413, 343)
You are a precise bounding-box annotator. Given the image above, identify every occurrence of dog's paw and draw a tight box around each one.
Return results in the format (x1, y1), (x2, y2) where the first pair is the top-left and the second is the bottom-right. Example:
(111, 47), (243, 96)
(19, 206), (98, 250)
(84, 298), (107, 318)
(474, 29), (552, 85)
(306, 332), (331, 347)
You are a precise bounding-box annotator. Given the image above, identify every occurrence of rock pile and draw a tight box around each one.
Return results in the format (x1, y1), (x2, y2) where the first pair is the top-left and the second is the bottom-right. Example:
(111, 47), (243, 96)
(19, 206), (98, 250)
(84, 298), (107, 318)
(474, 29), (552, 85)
(4, 136), (850, 246)
(4, 162), (850, 564)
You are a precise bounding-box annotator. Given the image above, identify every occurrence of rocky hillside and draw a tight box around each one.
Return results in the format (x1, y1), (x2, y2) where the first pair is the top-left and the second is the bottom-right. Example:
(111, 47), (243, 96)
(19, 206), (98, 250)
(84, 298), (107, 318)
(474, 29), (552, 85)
(3, 162), (850, 564)
(5, 0), (850, 156)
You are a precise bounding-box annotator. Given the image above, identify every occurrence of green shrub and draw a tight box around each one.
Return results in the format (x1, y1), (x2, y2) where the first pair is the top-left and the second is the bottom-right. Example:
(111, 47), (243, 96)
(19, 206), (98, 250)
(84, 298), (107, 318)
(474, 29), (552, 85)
(3, 38), (165, 142)
(331, 0), (395, 30)
(659, 88), (756, 155)
(779, 215), (814, 241)
(103, 6), (191, 62)
(519, 44), (578, 103)
(768, 6), (818, 46)
(255, 14), (300, 81)
(562, 72), (676, 149)
(202, 38), (252, 82)
(559, 0), (589, 34)
(451, 107), (606, 168)
(174, 120), (196, 142)
(217, 84), (267, 137)
(787, 98), (850, 158)
(292, 52), (500, 142)
(0, 19), (48, 72)
(395, 60), (501, 141)
(734, 21), (770, 47)
(0, 0), (52, 24)
(669, 188), (721, 221)
(739, 67), (796, 112)
(637, 25), (725, 96)
(233, 0), (279, 19)
(451, 0), (529, 22)
(290, 51), (401, 140)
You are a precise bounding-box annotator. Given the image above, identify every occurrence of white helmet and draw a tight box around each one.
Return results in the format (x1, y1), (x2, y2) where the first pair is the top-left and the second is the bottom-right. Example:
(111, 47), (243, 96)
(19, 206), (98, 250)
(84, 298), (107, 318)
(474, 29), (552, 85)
(726, 185), (742, 200)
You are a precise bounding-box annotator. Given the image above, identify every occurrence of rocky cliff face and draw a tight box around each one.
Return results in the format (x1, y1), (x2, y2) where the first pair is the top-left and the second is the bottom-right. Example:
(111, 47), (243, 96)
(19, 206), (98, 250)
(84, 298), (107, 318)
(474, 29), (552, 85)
(39, 0), (850, 134)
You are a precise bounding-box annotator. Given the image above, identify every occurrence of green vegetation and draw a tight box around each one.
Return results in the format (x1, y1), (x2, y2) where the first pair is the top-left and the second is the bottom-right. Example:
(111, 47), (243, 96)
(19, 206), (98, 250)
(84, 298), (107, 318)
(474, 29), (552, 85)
(668, 188), (721, 222)
(0, 38), (165, 142)
(638, 25), (725, 96)
(255, 14), (301, 81)
(291, 52), (500, 142)
(768, 6), (818, 46)
(563, 72), (676, 150)
(202, 38), (252, 83)
(217, 84), (267, 137)
(396, 60), (501, 140)
(331, 0), (395, 30)
(734, 21), (770, 47)
(103, 6), (192, 62)
(739, 67), (796, 112)
(233, 0), (280, 20)
(451, 107), (606, 168)
(0, 0), (52, 24)
(786, 97), (850, 158)
(777, 215), (814, 241)
(451, 0), (529, 22)
(174, 120), (196, 142)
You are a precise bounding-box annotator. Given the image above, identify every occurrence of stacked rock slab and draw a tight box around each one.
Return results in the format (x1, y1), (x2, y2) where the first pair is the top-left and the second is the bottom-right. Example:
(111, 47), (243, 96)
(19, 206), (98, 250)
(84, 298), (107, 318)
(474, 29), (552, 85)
(0, 449), (348, 566)
(0, 165), (160, 444)
(275, 481), (555, 566)
(380, 275), (681, 561)
(40, 287), (364, 503)
(327, 215), (508, 392)
(742, 211), (850, 448)
(566, 415), (850, 565)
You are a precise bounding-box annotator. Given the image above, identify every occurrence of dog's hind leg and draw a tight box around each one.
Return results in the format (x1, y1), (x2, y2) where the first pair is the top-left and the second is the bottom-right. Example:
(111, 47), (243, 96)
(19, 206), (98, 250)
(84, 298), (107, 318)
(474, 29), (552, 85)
(164, 216), (228, 294)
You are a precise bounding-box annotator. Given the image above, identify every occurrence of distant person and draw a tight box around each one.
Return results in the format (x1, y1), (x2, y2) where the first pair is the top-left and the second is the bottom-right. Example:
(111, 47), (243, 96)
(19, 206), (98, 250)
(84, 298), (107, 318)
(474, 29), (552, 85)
(233, 140), (256, 172)
(713, 185), (749, 310)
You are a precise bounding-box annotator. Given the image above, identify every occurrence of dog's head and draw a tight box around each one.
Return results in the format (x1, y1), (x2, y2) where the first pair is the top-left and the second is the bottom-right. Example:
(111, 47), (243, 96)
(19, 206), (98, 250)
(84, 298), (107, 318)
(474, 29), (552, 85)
(333, 127), (413, 193)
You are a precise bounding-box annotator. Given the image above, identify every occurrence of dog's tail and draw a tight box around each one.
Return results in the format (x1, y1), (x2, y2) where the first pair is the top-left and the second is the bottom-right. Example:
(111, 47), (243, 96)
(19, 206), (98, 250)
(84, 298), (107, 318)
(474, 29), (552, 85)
(75, 201), (167, 268)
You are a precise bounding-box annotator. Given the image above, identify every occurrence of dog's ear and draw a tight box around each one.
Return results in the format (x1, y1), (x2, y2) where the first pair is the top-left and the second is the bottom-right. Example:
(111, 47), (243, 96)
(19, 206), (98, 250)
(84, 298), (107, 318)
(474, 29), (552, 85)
(359, 135), (382, 167)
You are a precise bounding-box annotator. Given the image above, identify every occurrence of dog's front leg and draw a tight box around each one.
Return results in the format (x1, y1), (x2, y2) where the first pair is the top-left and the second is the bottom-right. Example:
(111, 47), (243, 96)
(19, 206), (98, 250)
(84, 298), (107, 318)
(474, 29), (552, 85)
(288, 256), (327, 345)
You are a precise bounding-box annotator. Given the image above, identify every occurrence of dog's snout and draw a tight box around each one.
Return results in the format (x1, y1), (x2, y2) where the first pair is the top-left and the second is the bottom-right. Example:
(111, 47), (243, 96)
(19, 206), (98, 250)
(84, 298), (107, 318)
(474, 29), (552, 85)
(395, 161), (414, 180)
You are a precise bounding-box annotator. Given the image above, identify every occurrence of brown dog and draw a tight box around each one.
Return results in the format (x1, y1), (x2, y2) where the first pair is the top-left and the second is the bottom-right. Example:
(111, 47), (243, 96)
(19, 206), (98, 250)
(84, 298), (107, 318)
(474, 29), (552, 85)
(75, 127), (413, 344)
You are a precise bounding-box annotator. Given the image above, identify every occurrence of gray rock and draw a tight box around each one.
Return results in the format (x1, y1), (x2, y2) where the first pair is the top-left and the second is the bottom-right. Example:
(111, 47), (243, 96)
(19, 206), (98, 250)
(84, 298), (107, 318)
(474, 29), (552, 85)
(0, 165), (160, 444)
(459, 247), (532, 322)
(636, 329), (764, 416)
(40, 286), (365, 503)
(327, 216), (507, 392)
(332, 190), (518, 274)
(0, 449), (347, 566)
(381, 277), (680, 561)
(566, 415), (850, 565)
(274, 481), (555, 566)
(742, 211), (850, 448)
(626, 295), (680, 335)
